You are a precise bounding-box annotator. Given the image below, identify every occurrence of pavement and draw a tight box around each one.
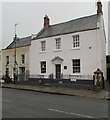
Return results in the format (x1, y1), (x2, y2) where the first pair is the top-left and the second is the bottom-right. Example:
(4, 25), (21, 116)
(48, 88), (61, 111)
(2, 83), (109, 100)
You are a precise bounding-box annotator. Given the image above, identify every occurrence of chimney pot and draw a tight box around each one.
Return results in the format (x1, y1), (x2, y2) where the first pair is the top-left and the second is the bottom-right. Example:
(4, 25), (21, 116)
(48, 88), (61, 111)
(97, 0), (103, 14)
(44, 15), (50, 27)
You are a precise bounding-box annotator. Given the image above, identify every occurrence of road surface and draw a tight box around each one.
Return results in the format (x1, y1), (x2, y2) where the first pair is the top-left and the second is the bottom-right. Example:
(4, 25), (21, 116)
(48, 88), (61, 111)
(2, 88), (108, 119)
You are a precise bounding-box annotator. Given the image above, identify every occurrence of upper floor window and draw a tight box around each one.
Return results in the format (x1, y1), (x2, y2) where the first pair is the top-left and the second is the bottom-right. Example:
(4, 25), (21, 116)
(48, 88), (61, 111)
(56, 38), (61, 50)
(6, 56), (9, 65)
(41, 41), (46, 51)
(41, 61), (46, 73)
(73, 35), (80, 48)
(72, 59), (80, 73)
(21, 54), (25, 64)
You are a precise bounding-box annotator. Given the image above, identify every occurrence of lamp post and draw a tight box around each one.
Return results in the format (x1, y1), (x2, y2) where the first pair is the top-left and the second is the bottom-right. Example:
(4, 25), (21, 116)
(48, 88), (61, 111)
(13, 23), (18, 84)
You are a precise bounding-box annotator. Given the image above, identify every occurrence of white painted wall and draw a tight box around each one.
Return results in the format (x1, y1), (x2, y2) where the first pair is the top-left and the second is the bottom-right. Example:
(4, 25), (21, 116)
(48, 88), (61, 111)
(96, 14), (107, 80)
(100, 15), (107, 80)
(30, 15), (106, 80)
(30, 30), (100, 77)
(0, 51), (1, 76)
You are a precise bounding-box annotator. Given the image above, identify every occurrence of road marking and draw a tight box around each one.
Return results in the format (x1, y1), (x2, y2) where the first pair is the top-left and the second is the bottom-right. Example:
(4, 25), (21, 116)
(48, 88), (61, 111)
(49, 108), (95, 118)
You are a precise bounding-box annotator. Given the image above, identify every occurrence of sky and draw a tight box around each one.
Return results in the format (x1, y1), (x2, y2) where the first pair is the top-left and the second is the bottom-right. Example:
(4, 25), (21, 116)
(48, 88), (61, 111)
(0, 0), (109, 54)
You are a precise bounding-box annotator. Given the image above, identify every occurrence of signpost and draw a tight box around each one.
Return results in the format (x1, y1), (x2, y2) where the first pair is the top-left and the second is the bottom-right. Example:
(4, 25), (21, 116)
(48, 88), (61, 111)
(13, 24), (19, 84)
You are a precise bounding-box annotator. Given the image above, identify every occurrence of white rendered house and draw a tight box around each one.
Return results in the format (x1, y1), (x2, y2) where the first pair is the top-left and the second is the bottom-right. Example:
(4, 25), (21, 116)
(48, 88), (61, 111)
(0, 51), (1, 77)
(30, 1), (106, 80)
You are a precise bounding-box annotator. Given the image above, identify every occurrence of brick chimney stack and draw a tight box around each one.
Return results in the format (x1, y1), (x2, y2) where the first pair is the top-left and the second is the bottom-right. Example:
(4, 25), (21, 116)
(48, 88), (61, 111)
(44, 15), (50, 27)
(97, 0), (103, 14)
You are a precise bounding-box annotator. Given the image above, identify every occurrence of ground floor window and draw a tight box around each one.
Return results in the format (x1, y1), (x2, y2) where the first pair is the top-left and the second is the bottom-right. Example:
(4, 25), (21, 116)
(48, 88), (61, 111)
(41, 61), (46, 73)
(6, 68), (9, 76)
(72, 59), (80, 73)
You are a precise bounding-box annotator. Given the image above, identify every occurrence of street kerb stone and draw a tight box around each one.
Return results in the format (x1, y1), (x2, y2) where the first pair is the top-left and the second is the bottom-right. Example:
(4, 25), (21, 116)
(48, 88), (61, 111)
(2, 83), (109, 100)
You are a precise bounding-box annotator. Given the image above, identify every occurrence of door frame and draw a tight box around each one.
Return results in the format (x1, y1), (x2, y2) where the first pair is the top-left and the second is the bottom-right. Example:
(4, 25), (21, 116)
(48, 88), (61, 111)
(55, 64), (61, 79)
(19, 67), (25, 74)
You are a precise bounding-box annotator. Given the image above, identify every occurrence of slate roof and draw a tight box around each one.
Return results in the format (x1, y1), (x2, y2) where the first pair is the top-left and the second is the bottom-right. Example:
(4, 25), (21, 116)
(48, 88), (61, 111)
(6, 36), (31, 49)
(36, 14), (98, 39)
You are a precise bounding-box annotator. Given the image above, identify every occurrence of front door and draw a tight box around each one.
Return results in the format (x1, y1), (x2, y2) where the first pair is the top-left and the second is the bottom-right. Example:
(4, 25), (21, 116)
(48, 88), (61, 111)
(19, 67), (25, 81)
(56, 64), (61, 79)
(19, 67), (25, 74)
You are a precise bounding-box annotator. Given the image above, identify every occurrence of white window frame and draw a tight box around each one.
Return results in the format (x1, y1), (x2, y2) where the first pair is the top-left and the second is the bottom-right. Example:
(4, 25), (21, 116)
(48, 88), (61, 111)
(73, 35), (80, 48)
(40, 61), (46, 74)
(6, 56), (9, 65)
(56, 38), (61, 50)
(72, 59), (80, 74)
(21, 54), (25, 64)
(41, 41), (46, 52)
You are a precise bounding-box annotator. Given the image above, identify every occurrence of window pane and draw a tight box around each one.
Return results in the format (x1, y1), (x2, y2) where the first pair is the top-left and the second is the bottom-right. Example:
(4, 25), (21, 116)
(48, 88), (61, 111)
(41, 41), (46, 51)
(73, 59), (80, 73)
(56, 38), (61, 49)
(21, 54), (25, 64)
(6, 68), (9, 76)
(41, 61), (46, 73)
(73, 35), (80, 48)
(6, 56), (9, 64)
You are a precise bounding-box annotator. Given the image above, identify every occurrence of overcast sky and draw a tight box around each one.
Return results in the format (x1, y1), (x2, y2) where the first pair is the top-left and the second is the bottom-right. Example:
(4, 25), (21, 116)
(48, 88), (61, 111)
(0, 0), (109, 54)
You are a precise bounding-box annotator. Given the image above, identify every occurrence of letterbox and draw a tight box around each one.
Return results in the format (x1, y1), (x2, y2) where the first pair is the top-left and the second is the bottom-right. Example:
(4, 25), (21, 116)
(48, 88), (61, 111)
(93, 68), (104, 89)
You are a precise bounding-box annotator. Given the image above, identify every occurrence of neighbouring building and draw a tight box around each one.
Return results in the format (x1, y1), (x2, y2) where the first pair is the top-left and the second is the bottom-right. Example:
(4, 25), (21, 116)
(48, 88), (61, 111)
(2, 35), (31, 79)
(30, 1), (106, 80)
(0, 51), (1, 77)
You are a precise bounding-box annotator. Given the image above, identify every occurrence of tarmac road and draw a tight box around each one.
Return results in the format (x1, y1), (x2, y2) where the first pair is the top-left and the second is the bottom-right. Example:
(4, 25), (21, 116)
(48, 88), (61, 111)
(2, 88), (108, 119)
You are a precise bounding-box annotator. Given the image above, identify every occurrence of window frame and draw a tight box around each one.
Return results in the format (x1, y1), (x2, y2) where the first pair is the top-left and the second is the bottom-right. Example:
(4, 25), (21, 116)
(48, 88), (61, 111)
(55, 38), (61, 50)
(6, 68), (9, 76)
(72, 59), (80, 74)
(6, 56), (9, 65)
(40, 61), (46, 74)
(72, 35), (80, 48)
(21, 54), (25, 64)
(41, 41), (46, 52)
